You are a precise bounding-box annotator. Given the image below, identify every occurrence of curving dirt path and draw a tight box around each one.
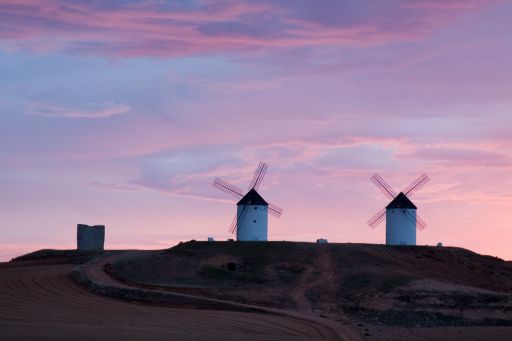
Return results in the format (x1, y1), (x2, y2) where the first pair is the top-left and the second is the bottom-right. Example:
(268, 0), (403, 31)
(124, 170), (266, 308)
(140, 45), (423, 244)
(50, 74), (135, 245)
(81, 252), (361, 340)
(287, 245), (336, 312)
(0, 258), (357, 340)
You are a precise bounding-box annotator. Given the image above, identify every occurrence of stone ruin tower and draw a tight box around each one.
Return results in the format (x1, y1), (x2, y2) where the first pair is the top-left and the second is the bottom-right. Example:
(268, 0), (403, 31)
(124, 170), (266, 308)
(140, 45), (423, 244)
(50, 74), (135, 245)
(77, 224), (105, 251)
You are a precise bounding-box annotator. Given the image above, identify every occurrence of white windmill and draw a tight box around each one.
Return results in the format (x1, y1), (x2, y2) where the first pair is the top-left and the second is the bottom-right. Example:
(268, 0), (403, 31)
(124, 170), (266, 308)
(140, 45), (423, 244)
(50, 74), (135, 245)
(368, 173), (430, 246)
(213, 162), (283, 241)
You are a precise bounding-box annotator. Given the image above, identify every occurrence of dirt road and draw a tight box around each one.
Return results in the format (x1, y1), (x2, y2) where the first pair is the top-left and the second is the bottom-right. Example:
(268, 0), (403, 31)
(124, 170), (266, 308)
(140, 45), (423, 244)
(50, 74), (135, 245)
(0, 260), (348, 340)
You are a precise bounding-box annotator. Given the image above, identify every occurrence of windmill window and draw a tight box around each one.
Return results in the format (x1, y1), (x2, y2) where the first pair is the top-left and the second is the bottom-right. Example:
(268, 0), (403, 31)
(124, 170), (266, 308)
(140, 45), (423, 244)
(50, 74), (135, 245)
(253, 220), (257, 223)
(254, 207), (257, 210)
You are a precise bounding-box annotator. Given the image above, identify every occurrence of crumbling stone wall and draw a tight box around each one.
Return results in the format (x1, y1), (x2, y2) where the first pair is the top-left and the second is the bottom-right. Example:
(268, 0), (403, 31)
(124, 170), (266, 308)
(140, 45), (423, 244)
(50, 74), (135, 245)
(77, 224), (105, 251)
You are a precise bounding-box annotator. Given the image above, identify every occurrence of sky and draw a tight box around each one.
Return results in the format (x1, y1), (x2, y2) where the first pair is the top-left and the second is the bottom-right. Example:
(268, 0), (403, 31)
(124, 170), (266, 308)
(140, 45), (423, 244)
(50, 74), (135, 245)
(1, 0), (511, 261)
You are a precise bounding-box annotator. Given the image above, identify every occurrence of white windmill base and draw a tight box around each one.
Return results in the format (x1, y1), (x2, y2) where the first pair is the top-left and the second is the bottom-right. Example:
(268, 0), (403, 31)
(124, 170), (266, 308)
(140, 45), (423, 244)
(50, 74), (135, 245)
(385, 209), (416, 246)
(236, 205), (268, 241)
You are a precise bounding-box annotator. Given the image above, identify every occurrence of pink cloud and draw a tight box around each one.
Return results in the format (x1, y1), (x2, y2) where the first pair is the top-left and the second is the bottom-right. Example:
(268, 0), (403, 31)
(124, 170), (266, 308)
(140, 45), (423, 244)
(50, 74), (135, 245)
(403, 0), (497, 10)
(26, 102), (130, 119)
(0, 0), (500, 57)
(396, 142), (512, 168)
(78, 135), (407, 203)
(170, 76), (282, 94)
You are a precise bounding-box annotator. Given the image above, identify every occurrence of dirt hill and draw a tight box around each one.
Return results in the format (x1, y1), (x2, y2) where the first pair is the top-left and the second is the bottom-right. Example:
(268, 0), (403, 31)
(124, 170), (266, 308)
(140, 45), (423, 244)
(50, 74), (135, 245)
(109, 241), (512, 327)
(2, 252), (339, 340)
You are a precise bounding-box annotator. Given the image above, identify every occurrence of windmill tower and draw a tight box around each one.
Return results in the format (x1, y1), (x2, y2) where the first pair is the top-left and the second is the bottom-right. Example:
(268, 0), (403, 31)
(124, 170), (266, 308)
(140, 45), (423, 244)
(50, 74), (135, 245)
(213, 162), (283, 241)
(368, 173), (430, 246)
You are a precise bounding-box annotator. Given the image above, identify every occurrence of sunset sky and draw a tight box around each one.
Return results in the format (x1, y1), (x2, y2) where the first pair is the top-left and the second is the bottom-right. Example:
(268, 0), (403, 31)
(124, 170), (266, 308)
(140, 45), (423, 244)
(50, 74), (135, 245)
(1, 0), (511, 261)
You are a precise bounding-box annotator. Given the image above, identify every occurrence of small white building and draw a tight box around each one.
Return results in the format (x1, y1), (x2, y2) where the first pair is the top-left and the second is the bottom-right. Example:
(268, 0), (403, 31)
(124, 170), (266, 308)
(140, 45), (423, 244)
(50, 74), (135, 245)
(236, 188), (268, 241)
(385, 193), (416, 246)
(77, 224), (105, 251)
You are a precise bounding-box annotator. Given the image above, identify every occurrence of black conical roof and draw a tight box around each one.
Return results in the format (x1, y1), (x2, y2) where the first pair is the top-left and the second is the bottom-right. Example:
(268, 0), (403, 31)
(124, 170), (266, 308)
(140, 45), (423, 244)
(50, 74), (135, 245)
(386, 192), (417, 209)
(237, 188), (268, 206)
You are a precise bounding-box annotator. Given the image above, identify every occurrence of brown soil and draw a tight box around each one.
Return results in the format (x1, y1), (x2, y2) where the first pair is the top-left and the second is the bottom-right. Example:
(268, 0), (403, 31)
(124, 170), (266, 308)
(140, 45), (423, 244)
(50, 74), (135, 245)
(0, 253), (348, 340)
(2, 243), (511, 340)
(109, 241), (512, 337)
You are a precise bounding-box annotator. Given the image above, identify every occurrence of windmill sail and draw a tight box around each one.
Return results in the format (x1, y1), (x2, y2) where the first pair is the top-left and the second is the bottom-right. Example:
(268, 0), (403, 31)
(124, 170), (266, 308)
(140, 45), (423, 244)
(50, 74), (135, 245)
(248, 162), (268, 190)
(403, 173), (430, 197)
(213, 161), (283, 237)
(229, 205), (249, 234)
(368, 172), (429, 231)
(367, 207), (386, 229)
(370, 173), (397, 200)
(403, 210), (427, 231)
(213, 178), (244, 200)
(267, 203), (283, 218)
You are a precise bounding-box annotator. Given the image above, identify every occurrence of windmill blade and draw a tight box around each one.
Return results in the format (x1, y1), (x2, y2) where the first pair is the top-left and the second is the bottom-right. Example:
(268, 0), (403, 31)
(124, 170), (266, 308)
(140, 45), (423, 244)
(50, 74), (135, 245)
(404, 210), (428, 231)
(370, 173), (397, 200)
(367, 207), (386, 229)
(229, 205), (249, 234)
(267, 203), (283, 218)
(229, 214), (238, 234)
(248, 162), (268, 190)
(416, 213), (427, 231)
(403, 173), (430, 197)
(248, 162), (263, 190)
(404, 210), (416, 227)
(213, 178), (244, 200)
(254, 162), (268, 190)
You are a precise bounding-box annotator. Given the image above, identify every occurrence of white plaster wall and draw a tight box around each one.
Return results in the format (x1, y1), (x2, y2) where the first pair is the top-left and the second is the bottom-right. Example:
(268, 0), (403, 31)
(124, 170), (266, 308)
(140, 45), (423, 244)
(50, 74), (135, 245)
(236, 205), (268, 241)
(386, 209), (416, 245)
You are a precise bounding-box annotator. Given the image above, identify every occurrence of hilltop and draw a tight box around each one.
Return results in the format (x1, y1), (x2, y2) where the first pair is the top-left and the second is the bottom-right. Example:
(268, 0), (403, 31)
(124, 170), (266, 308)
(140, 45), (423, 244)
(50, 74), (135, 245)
(4, 242), (512, 340)
(108, 241), (512, 328)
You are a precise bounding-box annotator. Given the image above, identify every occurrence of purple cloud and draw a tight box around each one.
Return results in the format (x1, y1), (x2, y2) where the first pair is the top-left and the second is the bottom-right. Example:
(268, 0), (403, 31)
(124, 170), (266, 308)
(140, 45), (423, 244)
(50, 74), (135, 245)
(26, 102), (130, 119)
(0, 0), (500, 57)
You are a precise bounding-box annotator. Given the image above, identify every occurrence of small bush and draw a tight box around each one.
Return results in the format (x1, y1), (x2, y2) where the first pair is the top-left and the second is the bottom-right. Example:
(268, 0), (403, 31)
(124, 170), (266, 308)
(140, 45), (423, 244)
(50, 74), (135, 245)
(198, 265), (233, 280)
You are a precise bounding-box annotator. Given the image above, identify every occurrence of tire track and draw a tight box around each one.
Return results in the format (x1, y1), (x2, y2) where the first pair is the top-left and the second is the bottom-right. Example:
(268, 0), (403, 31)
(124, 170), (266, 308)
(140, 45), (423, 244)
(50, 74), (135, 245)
(0, 262), (343, 340)
(82, 252), (361, 340)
